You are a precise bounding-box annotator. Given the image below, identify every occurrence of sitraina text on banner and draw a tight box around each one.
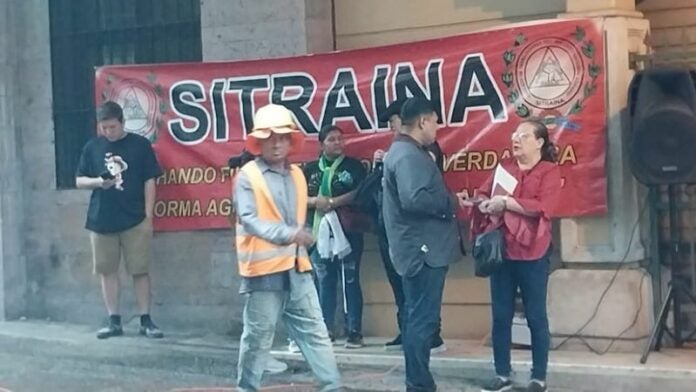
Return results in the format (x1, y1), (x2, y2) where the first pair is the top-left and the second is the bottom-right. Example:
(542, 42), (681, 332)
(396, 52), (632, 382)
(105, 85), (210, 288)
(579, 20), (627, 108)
(95, 18), (608, 231)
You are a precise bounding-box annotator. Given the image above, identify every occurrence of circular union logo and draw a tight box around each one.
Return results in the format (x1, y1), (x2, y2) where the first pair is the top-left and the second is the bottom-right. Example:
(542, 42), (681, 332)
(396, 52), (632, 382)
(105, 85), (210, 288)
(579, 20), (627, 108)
(110, 79), (160, 141)
(515, 37), (584, 110)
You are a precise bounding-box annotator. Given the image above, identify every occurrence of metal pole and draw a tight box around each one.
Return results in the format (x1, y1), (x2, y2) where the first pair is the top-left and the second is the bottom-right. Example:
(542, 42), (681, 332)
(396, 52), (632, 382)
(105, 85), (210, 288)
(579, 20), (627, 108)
(669, 185), (683, 346)
(649, 186), (662, 318)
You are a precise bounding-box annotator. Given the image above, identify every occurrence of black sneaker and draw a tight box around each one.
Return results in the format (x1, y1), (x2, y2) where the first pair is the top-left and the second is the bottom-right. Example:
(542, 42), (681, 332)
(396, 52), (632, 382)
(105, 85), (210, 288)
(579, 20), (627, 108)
(96, 324), (123, 339)
(384, 334), (402, 351)
(344, 333), (364, 349)
(139, 321), (164, 338)
(430, 335), (447, 354)
(481, 376), (513, 392)
(526, 380), (547, 392)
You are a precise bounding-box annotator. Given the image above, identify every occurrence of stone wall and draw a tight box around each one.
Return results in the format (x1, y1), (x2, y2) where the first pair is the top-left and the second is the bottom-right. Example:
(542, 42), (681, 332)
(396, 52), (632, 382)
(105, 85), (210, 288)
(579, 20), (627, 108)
(0, 0), (27, 320)
(9, 0), (331, 337)
(640, 0), (696, 59)
(0, 0), (675, 348)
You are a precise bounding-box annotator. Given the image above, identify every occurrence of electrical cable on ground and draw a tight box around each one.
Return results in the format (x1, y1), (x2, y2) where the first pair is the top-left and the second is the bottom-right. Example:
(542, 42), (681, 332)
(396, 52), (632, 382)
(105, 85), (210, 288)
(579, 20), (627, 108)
(551, 195), (649, 354)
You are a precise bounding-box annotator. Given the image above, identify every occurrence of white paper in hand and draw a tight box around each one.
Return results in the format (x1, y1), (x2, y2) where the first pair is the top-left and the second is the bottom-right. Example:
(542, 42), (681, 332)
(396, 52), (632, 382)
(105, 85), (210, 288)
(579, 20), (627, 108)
(492, 164), (518, 196)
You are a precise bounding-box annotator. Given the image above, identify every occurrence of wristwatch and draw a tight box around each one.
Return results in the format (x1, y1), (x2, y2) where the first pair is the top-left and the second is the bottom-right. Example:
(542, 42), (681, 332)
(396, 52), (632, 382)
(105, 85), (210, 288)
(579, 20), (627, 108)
(329, 198), (335, 207)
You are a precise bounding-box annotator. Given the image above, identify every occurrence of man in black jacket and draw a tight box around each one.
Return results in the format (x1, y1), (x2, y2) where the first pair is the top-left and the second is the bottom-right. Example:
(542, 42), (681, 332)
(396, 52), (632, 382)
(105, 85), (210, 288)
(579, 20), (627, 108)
(370, 99), (446, 353)
(382, 97), (461, 392)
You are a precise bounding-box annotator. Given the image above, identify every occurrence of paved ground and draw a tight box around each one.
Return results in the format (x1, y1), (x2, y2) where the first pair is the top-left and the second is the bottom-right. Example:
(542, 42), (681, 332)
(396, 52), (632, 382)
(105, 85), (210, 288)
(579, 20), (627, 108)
(0, 320), (481, 392)
(0, 353), (487, 392)
(2, 320), (696, 391)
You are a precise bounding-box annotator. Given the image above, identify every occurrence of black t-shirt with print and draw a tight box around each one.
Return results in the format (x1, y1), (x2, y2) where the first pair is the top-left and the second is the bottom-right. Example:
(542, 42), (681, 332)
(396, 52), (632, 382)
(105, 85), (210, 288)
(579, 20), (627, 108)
(303, 156), (367, 225)
(76, 133), (162, 234)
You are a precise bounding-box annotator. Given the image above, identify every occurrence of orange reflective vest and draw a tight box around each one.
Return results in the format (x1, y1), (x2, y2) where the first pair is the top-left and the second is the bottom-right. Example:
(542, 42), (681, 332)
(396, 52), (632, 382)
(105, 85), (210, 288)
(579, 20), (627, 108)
(235, 161), (312, 277)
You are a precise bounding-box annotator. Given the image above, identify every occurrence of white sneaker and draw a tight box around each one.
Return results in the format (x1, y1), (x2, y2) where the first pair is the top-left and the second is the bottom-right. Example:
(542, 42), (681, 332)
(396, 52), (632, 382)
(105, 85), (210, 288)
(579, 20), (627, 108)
(264, 357), (288, 374)
(430, 342), (447, 354)
(287, 340), (301, 353)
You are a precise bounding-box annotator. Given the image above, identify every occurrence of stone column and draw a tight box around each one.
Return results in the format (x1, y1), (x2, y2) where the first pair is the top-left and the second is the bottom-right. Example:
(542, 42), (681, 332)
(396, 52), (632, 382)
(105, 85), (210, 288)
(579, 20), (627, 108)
(194, 0), (334, 335)
(0, 0), (26, 320)
(560, 0), (646, 265)
(566, 0), (639, 15)
(544, 1), (653, 352)
(200, 0), (333, 62)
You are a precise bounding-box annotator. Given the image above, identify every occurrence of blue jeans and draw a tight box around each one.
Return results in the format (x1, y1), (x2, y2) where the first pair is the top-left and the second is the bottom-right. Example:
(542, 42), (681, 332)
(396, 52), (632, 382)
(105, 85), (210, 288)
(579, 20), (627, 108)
(490, 257), (550, 381)
(376, 223), (406, 332)
(236, 270), (341, 392)
(312, 232), (364, 335)
(402, 264), (448, 392)
(377, 224), (443, 342)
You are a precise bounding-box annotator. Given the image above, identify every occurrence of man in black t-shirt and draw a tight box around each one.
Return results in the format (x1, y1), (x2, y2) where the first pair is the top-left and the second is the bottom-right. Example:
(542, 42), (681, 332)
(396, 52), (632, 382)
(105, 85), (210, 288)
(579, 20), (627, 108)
(76, 101), (163, 340)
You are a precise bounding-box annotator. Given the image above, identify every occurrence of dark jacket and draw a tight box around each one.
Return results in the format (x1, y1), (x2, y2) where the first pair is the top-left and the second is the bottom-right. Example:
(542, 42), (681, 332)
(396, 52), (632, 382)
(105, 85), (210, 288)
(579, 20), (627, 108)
(381, 134), (461, 277)
(355, 141), (444, 227)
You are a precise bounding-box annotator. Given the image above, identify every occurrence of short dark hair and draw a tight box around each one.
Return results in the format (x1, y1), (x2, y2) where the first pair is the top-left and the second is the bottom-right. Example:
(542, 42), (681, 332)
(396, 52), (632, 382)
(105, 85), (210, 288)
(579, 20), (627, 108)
(318, 124), (342, 144)
(378, 99), (407, 122)
(97, 101), (124, 123)
(399, 97), (436, 126)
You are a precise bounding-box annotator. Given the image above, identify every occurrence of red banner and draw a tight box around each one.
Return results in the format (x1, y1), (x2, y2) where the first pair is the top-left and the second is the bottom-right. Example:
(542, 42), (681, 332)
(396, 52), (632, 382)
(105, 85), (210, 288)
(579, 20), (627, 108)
(95, 18), (607, 232)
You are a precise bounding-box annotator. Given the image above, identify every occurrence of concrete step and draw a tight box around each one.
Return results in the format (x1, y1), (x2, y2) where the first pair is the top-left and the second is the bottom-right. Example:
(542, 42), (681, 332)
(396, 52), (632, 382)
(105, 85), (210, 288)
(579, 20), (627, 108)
(270, 339), (696, 392)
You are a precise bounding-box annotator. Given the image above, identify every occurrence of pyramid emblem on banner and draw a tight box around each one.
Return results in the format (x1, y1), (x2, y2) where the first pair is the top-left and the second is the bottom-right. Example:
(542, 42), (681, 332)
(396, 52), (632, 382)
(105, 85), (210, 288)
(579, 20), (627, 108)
(530, 48), (571, 88)
(468, 73), (485, 97)
(122, 88), (148, 122)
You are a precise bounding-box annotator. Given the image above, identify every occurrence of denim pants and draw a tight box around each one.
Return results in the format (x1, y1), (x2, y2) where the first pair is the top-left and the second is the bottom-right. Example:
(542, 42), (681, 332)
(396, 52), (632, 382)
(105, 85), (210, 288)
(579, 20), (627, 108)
(236, 270), (341, 392)
(489, 257), (550, 381)
(402, 264), (448, 392)
(377, 224), (443, 341)
(312, 232), (364, 335)
(376, 223), (406, 332)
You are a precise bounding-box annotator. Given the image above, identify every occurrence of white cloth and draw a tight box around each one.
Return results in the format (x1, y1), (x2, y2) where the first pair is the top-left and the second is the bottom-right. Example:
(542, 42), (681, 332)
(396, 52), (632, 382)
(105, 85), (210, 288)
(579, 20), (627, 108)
(316, 210), (352, 260)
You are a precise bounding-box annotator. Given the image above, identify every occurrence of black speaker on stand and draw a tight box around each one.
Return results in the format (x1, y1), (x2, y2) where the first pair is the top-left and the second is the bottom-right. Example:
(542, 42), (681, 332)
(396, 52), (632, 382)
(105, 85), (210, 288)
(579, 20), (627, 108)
(628, 68), (696, 363)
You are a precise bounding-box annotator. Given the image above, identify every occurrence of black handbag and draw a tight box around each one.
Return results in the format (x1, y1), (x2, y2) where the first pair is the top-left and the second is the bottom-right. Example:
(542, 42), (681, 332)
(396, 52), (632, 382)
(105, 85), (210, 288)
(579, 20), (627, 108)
(472, 228), (505, 277)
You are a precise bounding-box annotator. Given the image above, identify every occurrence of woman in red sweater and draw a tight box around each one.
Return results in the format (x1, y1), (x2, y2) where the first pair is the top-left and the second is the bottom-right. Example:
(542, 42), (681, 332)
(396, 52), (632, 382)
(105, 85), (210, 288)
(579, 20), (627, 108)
(460, 120), (561, 392)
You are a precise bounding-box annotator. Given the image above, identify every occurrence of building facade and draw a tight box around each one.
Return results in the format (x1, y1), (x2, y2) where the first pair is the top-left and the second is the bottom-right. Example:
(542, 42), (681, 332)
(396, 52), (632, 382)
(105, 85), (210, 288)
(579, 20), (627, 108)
(1, 0), (694, 350)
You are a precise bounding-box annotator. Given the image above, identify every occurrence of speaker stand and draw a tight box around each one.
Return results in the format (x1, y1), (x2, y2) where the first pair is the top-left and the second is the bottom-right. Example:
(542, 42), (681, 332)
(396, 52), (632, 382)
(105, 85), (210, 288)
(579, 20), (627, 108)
(640, 185), (696, 363)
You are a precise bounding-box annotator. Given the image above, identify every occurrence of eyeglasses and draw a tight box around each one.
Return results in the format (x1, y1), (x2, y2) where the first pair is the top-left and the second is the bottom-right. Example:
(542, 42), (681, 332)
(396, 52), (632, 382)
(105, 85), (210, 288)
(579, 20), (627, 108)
(511, 132), (534, 141)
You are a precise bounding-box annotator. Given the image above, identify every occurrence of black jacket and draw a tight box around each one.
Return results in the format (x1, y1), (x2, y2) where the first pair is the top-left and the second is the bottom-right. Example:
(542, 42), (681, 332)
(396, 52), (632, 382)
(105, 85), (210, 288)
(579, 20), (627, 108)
(382, 134), (460, 277)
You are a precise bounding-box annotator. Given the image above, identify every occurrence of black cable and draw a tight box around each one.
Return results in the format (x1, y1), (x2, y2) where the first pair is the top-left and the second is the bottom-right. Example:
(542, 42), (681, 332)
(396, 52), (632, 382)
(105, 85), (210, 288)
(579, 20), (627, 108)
(551, 194), (649, 354)
(574, 271), (647, 355)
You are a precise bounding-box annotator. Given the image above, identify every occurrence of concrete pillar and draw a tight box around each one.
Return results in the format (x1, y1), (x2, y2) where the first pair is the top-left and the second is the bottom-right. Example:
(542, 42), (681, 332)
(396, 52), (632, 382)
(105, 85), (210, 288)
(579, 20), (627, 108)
(546, 2), (654, 352)
(193, 0), (333, 336)
(559, 1), (647, 265)
(200, 0), (334, 62)
(304, 0), (335, 53)
(566, 0), (638, 14)
(0, 0), (26, 320)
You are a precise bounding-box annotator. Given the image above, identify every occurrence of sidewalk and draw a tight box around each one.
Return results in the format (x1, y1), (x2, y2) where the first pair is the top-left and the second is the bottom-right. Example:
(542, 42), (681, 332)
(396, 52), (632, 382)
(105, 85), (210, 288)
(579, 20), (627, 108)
(0, 320), (478, 391)
(1, 320), (696, 391)
(273, 336), (696, 391)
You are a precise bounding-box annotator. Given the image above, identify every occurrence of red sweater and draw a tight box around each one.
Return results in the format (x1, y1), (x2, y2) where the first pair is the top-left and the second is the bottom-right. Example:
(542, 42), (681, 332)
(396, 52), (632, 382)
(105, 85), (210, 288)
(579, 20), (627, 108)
(469, 158), (561, 261)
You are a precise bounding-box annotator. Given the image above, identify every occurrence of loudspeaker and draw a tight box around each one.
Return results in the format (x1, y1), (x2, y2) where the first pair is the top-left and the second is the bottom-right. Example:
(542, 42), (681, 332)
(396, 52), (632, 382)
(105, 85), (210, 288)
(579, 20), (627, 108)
(628, 68), (696, 185)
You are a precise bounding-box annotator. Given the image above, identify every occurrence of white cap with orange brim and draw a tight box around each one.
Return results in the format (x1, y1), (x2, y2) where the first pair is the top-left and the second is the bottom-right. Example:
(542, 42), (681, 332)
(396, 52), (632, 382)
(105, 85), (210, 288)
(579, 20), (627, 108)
(246, 104), (304, 155)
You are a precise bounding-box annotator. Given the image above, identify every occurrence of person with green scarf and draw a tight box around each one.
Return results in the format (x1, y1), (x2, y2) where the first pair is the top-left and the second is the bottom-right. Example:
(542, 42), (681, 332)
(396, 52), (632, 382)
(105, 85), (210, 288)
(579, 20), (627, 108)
(304, 125), (368, 349)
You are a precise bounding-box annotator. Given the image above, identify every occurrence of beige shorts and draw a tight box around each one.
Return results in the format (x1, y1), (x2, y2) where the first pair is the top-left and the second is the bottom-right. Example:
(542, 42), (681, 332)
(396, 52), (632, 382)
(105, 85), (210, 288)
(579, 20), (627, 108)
(90, 219), (152, 276)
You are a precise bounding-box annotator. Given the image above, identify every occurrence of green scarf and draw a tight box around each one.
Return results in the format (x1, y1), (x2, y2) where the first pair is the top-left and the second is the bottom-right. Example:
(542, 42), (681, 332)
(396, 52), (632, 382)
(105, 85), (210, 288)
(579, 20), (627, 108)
(312, 154), (344, 235)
